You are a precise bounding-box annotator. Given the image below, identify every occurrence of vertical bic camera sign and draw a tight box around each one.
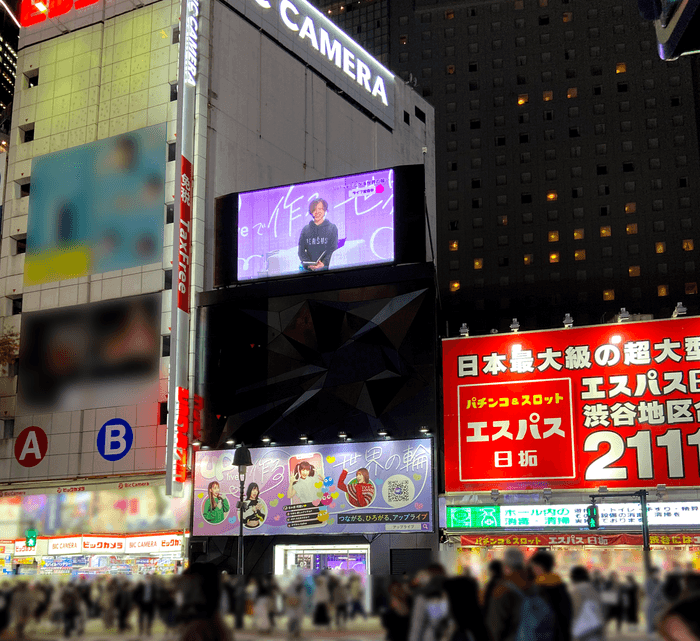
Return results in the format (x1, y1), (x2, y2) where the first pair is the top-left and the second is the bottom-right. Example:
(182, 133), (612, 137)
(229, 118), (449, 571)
(443, 318), (700, 492)
(166, 0), (200, 496)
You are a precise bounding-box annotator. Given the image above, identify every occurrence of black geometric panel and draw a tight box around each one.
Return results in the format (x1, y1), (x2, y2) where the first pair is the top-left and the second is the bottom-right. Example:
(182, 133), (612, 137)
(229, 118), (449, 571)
(196, 264), (437, 447)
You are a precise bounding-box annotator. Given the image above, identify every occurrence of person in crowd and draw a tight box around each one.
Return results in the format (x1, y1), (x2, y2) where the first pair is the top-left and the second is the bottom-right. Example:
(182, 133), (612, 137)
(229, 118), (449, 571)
(407, 564), (455, 641)
(285, 574), (306, 640)
(645, 566), (665, 634)
(332, 574), (349, 629)
(569, 566), (605, 641)
(254, 576), (273, 633)
(443, 568), (490, 641)
(115, 577), (133, 633)
(591, 570), (605, 593)
(60, 583), (81, 639)
(486, 548), (529, 641)
(133, 573), (159, 636)
(601, 572), (623, 632)
(0, 580), (11, 638)
(11, 581), (34, 640)
(530, 550), (572, 641)
(312, 572), (332, 627)
(621, 574), (639, 631)
(657, 594), (700, 641)
(176, 563), (233, 641)
(349, 573), (367, 620)
(382, 578), (412, 641)
(482, 559), (503, 615)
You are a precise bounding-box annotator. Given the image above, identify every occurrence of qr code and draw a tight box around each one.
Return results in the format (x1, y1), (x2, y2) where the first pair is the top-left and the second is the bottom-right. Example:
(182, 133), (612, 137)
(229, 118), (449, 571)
(386, 479), (410, 503)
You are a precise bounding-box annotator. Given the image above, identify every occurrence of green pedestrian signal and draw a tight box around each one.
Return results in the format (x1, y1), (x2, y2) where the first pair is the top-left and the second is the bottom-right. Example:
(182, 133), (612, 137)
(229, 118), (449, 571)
(585, 505), (599, 530)
(25, 529), (37, 547)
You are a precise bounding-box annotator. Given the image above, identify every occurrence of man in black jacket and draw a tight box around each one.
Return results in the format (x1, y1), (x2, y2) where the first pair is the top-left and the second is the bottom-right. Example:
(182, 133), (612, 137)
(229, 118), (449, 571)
(530, 550), (573, 641)
(298, 198), (338, 271)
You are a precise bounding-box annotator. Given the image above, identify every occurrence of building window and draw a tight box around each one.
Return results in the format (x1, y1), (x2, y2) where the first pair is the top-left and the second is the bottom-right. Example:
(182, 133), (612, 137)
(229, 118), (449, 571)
(523, 233), (534, 243)
(19, 124), (35, 143)
(683, 239), (695, 251)
(518, 94), (529, 105)
(629, 266), (640, 277)
(573, 229), (584, 240)
(498, 215), (508, 226)
(24, 68), (39, 88)
(616, 62), (627, 73)
(603, 289), (615, 301)
(449, 281), (460, 292)
(473, 258), (483, 270)
(546, 191), (557, 202)
(445, 9), (454, 19)
(524, 254), (533, 265)
(575, 249), (586, 261)
(543, 90), (553, 101)
(567, 87), (577, 99)
(658, 285), (668, 297)
(600, 226), (611, 237)
(626, 223), (638, 235)
(686, 283), (698, 295)
(548, 231), (559, 242)
(170, 82), (178, 101)
(563, 11), (572, 22)
(549, 252), (560, 263)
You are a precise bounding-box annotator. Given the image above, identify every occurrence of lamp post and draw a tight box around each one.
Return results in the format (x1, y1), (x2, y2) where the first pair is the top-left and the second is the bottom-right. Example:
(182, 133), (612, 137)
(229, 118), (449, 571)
(233, 443), (252, 575)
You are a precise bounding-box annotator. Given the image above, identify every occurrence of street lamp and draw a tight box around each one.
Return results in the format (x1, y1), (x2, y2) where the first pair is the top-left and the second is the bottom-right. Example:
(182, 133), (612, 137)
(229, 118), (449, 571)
(233, 444), (252, 575)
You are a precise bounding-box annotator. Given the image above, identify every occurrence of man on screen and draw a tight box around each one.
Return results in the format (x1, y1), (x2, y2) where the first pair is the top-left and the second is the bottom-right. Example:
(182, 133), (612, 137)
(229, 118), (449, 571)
(298, 198), (338, 271)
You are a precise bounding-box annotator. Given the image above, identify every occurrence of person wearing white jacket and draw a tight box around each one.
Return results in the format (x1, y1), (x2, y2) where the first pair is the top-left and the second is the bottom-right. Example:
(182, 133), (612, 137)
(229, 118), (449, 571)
(570, 566), (605, 641)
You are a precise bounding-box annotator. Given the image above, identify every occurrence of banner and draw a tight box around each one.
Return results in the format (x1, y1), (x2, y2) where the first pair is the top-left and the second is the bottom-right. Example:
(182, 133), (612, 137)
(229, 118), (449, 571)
(460, 533), (700, 547)
(193, 439), (434, 535)
(443, 318), (700, 491)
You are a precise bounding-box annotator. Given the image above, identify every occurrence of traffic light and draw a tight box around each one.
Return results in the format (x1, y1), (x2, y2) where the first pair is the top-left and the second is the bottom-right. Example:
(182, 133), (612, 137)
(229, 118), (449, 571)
(585, 505), (599, 530)
(639, 0), (700, 60)
(25, 529), (37, 547)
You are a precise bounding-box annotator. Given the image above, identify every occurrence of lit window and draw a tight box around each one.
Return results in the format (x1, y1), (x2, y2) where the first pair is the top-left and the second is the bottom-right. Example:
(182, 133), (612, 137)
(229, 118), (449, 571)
(575, 249), (586, 261)
(543, 90), (553, 101)
(626, 223), (638, 235)
(474, 258), (483, 270)
(656, 242), (666, 254)
(682, 239), (695, 251)
(600, 226), (612, 237)
(567, 87), (577, 99)
(574, 228), (584, 240)
(498, 215), (508, 226)
(399, 35), (408, 45)
(523, 254), (533, 265)
(449, 280), (460, 292)
(549, 252), (560, 263)
(625, 202), (636, 214)
(562, 11), (572, 22)
(517, 94), (529, 105)
(548, 231), (559, 242)
(603, 289), (615, 301)
(686, 282), (698, 295)
(629, 266), (640, 277)
(449, 240), (459, 251)
(658, 285), (668, 297)
(546, 191), (557, 201)
(616, 62), (627, 73)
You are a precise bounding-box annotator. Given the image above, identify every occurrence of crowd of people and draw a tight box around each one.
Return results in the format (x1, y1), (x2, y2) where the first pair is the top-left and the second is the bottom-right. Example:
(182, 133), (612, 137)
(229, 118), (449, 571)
(1, 554), (700, 641)
(381, 550), (700, 641)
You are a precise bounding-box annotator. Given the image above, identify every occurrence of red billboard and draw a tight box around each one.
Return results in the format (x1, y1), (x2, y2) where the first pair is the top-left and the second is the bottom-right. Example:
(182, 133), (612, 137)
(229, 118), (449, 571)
(443, 318), (700, 492)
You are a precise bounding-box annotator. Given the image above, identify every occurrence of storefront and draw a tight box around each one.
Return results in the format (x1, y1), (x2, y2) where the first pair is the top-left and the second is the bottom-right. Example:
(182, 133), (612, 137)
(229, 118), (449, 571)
(4, 531), (188, 577)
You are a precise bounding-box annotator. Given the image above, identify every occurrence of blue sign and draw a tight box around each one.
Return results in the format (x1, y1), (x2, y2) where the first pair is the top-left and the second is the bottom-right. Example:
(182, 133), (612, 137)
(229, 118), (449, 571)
(96, 419), (133, 461)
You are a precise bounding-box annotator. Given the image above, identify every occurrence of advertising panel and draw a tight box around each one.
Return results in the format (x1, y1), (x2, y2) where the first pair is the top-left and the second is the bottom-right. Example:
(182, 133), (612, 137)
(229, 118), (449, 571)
(459, 533), (700, 547)
(446, 502), (700, 529)
(17, 293), (160, 414)
(193, 439), (433, 535)
(443, 318), (700, 491)
(229, 169), (395, 282)
(25, 124), (166, 285)
(47, 536), (82, 555)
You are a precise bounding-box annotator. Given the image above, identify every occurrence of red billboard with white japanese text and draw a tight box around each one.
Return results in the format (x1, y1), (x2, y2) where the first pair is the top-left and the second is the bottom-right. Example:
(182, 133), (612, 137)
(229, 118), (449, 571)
(443, 318), (700, 491)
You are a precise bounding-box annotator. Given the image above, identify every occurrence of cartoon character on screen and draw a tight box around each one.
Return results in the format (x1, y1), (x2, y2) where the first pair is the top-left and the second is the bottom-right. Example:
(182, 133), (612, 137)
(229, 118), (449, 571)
(298, 198), (338, 271)
(338, 467), (375, 508)
(202, 481), (230, 525)
(287, 460), (318, 505)
(242, 482), (266, 529)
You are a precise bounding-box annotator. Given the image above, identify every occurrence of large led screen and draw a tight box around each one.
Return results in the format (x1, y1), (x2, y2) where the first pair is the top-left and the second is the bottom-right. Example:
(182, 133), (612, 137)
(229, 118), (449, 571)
(25, 124), (166, 285)
(193, 439), (433, 536)
(222, 169), (401, 282)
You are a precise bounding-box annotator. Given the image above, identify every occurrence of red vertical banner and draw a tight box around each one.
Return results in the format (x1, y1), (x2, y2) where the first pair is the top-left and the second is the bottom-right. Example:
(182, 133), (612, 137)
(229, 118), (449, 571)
(178, 156), (193, 313)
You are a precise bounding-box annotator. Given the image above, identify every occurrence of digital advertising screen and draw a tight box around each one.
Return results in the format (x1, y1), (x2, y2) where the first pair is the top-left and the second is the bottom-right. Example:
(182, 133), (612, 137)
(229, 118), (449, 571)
(215, 166), (426, 286)
(442, 317), (700, 492)
(192, 438), (434, 536)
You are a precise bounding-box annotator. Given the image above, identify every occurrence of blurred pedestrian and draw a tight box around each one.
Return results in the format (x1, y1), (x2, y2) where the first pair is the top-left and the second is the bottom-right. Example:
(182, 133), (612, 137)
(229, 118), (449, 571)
(176, 563), (233, 641)
(382, 579), (411, 641)
(312, 572), (332, 627)
(407, 564), (456, 641)
(254, 577), (273, 633)
(0, 580), (11, 637)
(530, 550), (572, 641)
(349, 573), (366, 620)
(11, 582), (34, 640)
(332, 575), (349, 629)
(134, 574), (159, 636)
(621, 574), (639, 630)
(569, 566), (605, 641)
(285, 575), (305, 640)
(482, 559), (503, 615)
(658, 594), (700, 641)
(601, 572), (623, 632)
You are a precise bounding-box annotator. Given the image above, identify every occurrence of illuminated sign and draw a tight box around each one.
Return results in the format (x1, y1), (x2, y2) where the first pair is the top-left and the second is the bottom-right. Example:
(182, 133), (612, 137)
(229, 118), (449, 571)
(20, 0), (99, 27)
(460, 533), (700, 547)
(193, 439), (434, 535)
(243, 0), (394, 126)
(446, 502), (700, 529)
(443, 317), (700, 491)
(184, 0), (200, 86)
(228, 168), (395, 282)
(124, 533), (184, 554)
(47, 536), (82, 555)
(81, 536), (125, 553)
